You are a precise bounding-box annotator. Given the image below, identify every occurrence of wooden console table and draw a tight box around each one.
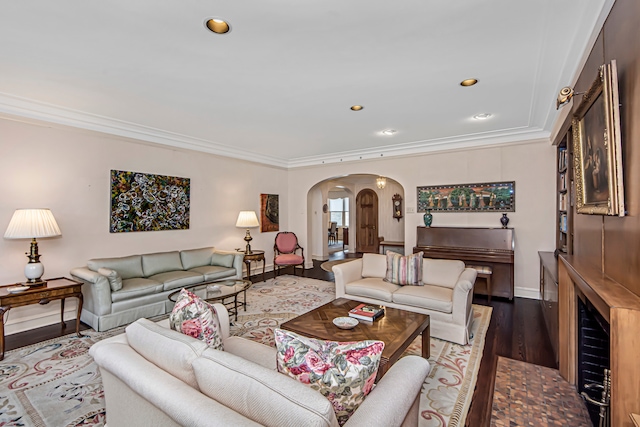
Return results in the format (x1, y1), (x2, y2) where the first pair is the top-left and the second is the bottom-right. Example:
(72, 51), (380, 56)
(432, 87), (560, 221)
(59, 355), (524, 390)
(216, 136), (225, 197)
(242, 250), (265, 282)
(0, 277), (83, 360)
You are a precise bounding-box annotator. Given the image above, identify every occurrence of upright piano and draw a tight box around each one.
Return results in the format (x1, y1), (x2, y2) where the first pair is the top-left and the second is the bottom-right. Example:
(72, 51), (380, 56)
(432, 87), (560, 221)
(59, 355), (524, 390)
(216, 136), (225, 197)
(413, 226), (514, 300)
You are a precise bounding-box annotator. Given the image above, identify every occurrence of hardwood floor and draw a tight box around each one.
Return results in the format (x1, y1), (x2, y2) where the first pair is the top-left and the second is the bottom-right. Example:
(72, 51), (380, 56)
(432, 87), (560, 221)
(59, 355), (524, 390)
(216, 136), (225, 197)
(5, 250), (556, 427)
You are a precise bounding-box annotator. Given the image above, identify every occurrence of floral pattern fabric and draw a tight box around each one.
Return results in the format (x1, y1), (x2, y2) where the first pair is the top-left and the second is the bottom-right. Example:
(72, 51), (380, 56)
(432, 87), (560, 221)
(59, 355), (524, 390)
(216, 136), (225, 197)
(169, 289), (223, 350)
(274, 328), (384, 425)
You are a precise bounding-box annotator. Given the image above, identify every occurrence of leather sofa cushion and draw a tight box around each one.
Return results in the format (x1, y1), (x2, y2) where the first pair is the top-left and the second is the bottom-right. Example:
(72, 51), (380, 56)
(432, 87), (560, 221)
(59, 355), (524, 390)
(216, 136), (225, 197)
(126, 318), (208, 389)
(180, 247), (215, 270)
(189, 266), (236, 281)
(345, 278), (399, 302)
(88, 255), (143, 280)
(112, 278), (163, 303)
(361, 253), (387, 279)
(422, 258), (465, 289)
(193, 349), (338, 427)
(148, 271), (205, 291)
(142, 251), (184, 277)
(392, 284), (453, 313)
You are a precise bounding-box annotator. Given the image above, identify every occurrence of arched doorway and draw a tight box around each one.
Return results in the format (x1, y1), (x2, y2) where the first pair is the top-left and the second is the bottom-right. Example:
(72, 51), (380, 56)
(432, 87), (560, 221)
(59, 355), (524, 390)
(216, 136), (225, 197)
(356, 188), (379, 253)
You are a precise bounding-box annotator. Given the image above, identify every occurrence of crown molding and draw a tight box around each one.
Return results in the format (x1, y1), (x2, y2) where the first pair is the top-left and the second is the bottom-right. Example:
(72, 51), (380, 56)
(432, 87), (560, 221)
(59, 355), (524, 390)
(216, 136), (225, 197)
(0, 92), (289, 168)
(287, 128), (552, 168)
(0, 92), (551, 170)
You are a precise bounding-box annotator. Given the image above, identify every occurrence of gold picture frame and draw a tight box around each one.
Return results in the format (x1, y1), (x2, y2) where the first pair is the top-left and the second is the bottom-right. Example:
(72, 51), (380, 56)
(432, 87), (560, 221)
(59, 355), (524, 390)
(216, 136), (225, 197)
(572, 60), (625, 216)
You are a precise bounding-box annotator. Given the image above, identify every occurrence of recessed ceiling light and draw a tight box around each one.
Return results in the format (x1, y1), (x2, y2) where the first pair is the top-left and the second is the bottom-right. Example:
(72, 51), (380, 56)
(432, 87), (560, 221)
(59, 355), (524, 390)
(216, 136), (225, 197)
(205, 18), (231, 34)
(381, 129), (397, 136)
(351, 105), (364, 111)
(473, 113), (492, 120)
(460, 79), (478, 87)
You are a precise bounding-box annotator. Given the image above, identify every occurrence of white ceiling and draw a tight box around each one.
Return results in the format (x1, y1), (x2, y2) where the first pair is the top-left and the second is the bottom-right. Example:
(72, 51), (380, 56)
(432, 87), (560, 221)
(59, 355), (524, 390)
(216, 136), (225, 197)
(0, 0), (612, 168)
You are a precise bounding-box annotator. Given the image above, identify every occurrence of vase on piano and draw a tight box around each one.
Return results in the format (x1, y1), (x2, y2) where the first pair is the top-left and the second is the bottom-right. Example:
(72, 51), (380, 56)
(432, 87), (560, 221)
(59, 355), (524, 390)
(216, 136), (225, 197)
(500, 213), (509, 228)
(423, 210), (433, 227)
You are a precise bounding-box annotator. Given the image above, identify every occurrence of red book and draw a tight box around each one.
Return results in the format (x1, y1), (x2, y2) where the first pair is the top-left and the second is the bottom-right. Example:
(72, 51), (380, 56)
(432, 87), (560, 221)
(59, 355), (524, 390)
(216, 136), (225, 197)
(348, 304), (384, 321)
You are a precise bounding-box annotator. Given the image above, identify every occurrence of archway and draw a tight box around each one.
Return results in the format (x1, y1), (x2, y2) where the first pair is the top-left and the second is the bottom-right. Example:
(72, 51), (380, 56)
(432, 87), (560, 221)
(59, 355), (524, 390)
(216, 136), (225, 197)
(306, 174), (405, 262)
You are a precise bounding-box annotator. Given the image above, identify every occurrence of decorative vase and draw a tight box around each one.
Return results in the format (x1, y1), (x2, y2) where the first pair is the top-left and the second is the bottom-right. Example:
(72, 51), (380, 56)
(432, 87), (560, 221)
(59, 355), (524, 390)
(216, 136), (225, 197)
(500, 213), (509, 228)
(423, 210), (433, 227)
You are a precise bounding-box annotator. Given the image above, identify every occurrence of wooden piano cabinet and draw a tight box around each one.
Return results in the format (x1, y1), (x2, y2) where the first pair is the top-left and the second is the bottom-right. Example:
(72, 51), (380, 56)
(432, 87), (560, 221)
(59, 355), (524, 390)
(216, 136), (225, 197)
(413, 226), (515, 300)
(558, 256), (640, 427)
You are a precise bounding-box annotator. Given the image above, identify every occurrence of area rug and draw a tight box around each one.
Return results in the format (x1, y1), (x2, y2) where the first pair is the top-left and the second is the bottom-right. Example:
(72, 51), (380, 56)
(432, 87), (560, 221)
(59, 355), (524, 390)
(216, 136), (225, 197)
(232, 276), (492, 427)
(320, 258), (356, 272)
(0, 275), (491, 427)
(490, 357), (591, 427)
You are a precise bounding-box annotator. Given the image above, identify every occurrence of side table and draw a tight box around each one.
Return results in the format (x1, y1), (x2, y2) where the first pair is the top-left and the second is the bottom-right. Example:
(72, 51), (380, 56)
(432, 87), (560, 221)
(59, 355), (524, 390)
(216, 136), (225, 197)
(0, 277), (83, 360)
(242, 250), (265, 282)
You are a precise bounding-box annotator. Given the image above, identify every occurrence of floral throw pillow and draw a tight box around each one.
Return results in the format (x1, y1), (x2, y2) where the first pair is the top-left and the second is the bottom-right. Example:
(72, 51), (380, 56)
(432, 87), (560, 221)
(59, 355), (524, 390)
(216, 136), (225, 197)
(384, 250), (424, 286)
(169, 289), (224, 350)
(274, 328), (384, 425)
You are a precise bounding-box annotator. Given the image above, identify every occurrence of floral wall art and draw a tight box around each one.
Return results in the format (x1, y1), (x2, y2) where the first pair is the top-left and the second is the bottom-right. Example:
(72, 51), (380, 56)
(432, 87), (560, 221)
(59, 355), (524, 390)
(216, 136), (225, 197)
(110, 170), (190, 232)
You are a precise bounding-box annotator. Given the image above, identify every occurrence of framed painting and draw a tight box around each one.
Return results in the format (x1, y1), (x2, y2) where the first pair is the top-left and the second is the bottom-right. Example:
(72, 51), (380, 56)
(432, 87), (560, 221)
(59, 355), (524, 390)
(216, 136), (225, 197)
(417, 181), (515, 213)
(110, 170), (190, 232)
(572, 60), (625, 216)
(260, 194), (279, 232)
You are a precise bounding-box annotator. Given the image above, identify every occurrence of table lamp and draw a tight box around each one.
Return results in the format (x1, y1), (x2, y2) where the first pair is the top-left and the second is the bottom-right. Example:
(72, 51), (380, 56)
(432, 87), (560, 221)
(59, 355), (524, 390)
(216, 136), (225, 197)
(235, 211), (259, 254)
(4, 208), (62, 285)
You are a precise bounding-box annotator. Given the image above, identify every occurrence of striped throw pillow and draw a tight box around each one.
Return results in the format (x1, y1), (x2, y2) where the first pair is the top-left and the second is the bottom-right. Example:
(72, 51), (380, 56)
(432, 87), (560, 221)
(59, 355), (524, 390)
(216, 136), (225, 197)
(384, 251), (424, 286)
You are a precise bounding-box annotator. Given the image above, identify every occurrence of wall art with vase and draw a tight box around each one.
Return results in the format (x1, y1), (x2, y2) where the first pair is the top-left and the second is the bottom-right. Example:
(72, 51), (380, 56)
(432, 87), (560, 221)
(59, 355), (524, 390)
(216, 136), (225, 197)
(110, 170), (190, 233)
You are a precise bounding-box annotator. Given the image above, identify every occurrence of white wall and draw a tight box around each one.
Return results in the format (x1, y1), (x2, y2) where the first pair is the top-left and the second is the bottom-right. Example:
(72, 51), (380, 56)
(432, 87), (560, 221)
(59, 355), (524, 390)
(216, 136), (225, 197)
(288, 141), (557, 299)
(0, 117), (288, 334)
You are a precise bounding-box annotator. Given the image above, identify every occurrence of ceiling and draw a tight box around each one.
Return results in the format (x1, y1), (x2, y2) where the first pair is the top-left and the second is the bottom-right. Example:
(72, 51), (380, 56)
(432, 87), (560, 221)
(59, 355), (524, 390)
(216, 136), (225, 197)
(0, 1), (612, 168)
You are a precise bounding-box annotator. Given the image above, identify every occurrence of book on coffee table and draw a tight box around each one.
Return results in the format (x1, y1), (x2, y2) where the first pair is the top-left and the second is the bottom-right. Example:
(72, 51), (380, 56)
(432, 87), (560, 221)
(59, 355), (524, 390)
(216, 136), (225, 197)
(348, 303), (385, 321)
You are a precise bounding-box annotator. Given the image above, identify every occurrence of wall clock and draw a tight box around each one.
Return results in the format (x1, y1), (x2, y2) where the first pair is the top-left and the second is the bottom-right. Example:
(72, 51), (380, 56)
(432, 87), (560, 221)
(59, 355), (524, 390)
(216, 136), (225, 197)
(392, 194), (403, 221)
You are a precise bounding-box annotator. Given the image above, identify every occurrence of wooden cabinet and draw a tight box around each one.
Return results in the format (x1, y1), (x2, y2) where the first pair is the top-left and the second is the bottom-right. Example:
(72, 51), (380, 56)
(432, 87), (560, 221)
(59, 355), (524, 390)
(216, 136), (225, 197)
(557, 132), (573, 255)
(539, 251), (559, 365)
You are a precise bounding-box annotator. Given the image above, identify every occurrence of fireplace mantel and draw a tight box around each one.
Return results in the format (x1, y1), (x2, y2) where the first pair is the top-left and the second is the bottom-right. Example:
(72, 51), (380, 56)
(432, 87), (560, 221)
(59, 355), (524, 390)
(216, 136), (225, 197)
(558, 255), (640, 427)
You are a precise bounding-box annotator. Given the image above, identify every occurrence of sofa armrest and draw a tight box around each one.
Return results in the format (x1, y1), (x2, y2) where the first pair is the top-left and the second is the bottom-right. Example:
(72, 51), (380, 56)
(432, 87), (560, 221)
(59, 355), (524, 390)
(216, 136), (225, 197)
(451, 268), (477, 326)
(346, 356), (431, 426)
(70, 266), (113, 316)
(213, 249), (244, 280)
(333, 259), (363, 298)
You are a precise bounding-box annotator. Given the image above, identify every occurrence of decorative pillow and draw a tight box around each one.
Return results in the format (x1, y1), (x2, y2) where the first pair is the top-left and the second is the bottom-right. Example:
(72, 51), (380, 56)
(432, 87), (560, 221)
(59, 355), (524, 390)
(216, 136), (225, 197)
(169, 289), (224, 350)
(210, 252), (235, 268)
(274, 328), (384, 425)
(97, 267), (123, 291)
(384, 250), (424, 286)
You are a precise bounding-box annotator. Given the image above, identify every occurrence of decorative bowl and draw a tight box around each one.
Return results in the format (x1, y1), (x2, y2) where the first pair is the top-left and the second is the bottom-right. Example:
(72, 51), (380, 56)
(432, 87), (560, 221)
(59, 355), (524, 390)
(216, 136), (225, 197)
(333, 317), (358, 329)
(7, 285), (30, 293)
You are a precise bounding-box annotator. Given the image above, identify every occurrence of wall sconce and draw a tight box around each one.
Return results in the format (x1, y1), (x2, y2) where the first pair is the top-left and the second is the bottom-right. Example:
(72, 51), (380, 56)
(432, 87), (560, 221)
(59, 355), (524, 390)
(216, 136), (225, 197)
(236, 211), (260, 254)
(376, 176), (387, 189)
(556, 86), (584, 109)
(4, 208), (62, 285)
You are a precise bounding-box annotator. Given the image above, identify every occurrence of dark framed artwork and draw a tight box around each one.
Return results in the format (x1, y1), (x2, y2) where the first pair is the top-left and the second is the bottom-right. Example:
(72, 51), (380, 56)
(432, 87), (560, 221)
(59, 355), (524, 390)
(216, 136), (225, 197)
(110, 170), (190, 232)
(260, 194), (279, 232)
(572, 60), (625, 216)
(417, 181), (515, 212)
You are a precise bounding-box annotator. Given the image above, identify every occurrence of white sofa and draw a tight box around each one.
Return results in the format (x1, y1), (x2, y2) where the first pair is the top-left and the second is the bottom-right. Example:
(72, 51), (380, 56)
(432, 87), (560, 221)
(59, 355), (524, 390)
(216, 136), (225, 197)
(71, 247), (243, 332)
(333, 254), (477, 345)
(90, 304), (432, 427)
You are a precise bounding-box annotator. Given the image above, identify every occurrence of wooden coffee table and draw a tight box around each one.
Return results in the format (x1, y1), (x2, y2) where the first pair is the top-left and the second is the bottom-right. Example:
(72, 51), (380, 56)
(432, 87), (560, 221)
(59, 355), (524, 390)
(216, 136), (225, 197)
(280, 298), (430, 380)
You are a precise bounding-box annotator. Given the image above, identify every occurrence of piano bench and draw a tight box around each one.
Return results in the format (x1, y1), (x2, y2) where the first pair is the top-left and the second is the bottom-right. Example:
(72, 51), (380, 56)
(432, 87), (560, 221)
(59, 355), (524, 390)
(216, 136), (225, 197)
(466, 265), (493, 303)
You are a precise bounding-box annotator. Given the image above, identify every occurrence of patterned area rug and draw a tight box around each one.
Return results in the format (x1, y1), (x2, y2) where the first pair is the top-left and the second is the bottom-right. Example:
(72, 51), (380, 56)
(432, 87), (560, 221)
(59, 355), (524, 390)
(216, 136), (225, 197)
(0, 275), (491, 427)
(490, 357), (592, 426)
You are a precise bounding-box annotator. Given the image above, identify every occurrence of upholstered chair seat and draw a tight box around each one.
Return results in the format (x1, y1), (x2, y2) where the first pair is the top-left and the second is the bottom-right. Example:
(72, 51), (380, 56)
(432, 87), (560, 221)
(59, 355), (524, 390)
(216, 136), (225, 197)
(273, 232), (305, 276)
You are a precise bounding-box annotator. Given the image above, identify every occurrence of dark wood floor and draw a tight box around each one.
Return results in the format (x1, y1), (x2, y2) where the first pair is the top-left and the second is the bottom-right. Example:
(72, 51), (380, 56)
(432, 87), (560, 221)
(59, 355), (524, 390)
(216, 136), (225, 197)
(5, 249), (556, 427)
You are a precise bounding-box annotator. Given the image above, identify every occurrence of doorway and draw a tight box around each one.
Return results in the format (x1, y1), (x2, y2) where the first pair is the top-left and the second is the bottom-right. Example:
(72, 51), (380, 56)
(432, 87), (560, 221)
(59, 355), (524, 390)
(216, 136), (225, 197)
(356, 188), (379, 253)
